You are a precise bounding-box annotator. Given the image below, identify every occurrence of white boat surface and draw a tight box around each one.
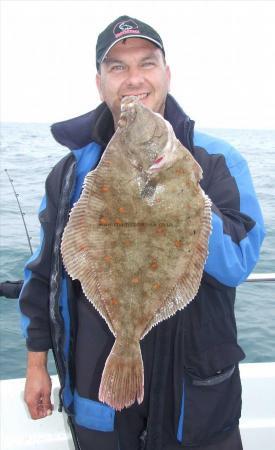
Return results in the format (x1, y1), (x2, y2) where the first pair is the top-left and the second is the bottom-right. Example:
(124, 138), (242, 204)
(1, 362), (275, 450)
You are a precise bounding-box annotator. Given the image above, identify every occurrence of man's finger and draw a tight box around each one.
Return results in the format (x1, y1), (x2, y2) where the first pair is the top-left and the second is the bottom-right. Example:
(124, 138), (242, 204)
(34, 404), (53, 419)
(38, 396), (53, 416)
(41, 401), (53, 417)
(26, 397), (53, 419)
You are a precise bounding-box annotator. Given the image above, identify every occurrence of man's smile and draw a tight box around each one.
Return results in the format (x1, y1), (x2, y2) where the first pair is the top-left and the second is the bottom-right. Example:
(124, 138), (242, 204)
(121, 93), (150, 101)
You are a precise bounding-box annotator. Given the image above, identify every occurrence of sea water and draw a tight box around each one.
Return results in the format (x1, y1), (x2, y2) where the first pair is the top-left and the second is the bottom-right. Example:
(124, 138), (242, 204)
(0, 123), (274, 379)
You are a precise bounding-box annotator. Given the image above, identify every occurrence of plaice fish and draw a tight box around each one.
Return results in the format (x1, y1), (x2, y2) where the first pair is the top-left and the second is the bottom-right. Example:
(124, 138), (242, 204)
(61, 96), (212, 411)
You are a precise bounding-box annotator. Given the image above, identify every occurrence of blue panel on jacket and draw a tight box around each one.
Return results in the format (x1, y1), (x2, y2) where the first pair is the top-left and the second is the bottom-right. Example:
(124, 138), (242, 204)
(71, 142), (103, 205)
(19, 196), (47, 338)
(193, 130), (265, 287)
(74, 390), (115, 432)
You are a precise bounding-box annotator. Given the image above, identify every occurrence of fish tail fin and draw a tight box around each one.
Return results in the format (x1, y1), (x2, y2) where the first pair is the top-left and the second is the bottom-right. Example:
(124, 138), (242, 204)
(99, 337), (144, 411)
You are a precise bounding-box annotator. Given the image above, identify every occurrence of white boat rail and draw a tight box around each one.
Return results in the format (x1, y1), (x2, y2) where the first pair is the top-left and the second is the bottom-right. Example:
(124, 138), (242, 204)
(0, 273), (274, 450)
(246, 272), (275, 282)
(1, 363), (274, 450)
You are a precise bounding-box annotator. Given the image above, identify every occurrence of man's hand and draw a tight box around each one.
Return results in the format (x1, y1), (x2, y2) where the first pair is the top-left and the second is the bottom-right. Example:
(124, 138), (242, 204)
(24, 351), (53, 420)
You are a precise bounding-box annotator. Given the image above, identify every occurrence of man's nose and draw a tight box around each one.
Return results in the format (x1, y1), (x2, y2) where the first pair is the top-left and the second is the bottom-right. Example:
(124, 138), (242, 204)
(125, 66), (145, 86)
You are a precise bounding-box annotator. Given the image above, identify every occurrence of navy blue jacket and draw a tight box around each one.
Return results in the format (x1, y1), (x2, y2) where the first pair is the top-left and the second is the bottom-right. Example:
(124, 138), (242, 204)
(19, 94), (265, 447)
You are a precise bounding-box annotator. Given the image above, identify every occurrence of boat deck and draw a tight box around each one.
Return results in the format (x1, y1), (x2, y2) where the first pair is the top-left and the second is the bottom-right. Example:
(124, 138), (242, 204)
(1, 362), (275, 449)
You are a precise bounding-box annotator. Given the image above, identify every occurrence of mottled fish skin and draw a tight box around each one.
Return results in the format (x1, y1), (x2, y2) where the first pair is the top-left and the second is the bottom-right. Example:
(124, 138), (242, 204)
(61, 96), (212, 410)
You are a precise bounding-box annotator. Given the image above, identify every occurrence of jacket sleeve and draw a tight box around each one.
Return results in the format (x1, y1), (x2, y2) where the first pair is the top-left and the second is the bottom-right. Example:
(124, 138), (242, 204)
(19, 171), (59, 351)
(198, 137), (265, 287)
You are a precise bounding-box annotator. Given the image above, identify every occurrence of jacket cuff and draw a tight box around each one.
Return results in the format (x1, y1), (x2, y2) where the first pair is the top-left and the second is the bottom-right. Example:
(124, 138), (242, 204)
(26, 337), (52, 352)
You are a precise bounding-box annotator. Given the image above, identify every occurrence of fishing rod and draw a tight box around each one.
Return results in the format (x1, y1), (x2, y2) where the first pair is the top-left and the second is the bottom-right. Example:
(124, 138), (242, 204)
(4, 169), (33, 256)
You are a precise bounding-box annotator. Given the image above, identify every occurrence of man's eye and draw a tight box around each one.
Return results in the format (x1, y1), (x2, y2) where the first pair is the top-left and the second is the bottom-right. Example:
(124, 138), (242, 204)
(142, 61), (155, 68)
(111, 65), (125, 72)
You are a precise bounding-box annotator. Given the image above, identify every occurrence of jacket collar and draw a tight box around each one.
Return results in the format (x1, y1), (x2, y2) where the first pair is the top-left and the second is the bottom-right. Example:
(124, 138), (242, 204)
(51, 94), (195, 152)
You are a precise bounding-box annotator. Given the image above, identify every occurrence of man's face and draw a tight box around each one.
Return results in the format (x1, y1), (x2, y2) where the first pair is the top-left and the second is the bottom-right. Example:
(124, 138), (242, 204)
(96, 38), (171, 127)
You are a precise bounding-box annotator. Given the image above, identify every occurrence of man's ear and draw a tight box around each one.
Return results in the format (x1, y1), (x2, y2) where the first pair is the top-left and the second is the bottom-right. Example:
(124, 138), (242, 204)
(96, 72), (104, 101)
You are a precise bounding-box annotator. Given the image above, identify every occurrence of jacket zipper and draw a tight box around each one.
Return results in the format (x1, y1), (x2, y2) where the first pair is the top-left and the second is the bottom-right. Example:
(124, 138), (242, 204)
(49, 156), (76, 412)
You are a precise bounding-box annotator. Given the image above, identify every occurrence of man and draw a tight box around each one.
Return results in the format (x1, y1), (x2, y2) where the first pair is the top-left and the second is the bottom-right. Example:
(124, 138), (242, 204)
(20, 16), (265, 450)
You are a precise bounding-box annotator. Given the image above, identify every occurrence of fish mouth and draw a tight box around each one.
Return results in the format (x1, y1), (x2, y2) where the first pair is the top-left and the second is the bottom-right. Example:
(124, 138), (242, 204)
(118, 93), (150, 127)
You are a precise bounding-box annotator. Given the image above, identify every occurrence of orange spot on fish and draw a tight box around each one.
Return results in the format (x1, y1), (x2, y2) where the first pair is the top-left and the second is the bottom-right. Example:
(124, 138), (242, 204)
(115, 218), (122, 225)
(101, 185), (109, 192)
(104, 255), (112, 263)
(153, 282), (161, 290)
(176, 168), (185, 175)
(131, 276), (140, 284)
(111, 297), (118, 305)
(150, 260), (158, 270)
(99, 217), (109, 225)
(138, 223), (146, 231)
(123, 239), (132, 246)
(175, 240), (183, 248)
(118, 207), (126, 213)
(156, 226), (166, 236)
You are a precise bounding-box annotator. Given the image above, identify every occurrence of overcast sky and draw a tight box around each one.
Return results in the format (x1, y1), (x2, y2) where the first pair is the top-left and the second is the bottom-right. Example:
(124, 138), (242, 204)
(1, 0), (275, 129)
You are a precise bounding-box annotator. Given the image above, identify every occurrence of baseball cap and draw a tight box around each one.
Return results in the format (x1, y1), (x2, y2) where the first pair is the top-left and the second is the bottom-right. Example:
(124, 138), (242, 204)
(96, 15), (165, 71)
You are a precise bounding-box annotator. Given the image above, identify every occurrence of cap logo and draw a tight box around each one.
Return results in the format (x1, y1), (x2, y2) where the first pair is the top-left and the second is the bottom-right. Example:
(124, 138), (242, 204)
(113, 19), (141, 38)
